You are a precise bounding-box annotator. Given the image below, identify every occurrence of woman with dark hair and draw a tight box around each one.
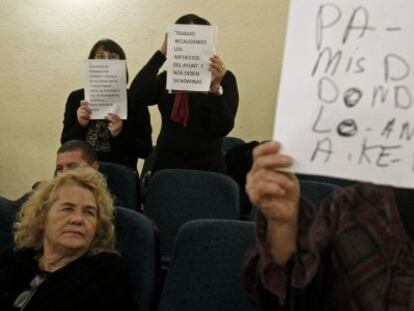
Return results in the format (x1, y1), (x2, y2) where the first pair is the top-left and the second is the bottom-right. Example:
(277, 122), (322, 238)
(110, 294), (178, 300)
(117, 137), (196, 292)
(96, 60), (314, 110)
(61, 39), (152, 171)
(130, 14), (239, 174)
(175, 13), (210, 25)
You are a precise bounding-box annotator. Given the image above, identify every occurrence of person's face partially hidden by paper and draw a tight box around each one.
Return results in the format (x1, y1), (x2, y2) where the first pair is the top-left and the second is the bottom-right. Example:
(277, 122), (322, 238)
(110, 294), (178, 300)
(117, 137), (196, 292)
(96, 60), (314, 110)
(94, 46), (121, 60)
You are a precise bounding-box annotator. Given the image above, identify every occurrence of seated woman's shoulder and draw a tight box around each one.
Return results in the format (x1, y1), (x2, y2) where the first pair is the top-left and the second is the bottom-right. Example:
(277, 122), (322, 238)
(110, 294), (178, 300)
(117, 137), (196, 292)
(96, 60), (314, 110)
(88, 251), (123, 264)
(87, 252), (128, 269)
(82, 252), (128, 279)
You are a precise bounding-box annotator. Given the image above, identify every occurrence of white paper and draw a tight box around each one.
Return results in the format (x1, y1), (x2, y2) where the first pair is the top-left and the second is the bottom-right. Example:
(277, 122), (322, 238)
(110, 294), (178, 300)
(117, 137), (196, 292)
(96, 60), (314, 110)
(166, 24), (218, 92)
(274, 0), (414, 188)
(84, 59), (127, 119)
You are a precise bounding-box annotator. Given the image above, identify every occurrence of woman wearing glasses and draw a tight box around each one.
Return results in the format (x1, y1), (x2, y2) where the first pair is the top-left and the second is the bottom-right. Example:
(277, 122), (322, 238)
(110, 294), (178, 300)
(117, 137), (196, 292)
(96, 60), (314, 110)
(0, 169), (135, 310)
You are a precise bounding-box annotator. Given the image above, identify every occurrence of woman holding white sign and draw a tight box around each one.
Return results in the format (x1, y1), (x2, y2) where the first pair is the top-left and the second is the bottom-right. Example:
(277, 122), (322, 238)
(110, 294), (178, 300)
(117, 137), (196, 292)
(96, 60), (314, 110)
(130, 14), (239, 174)
(61, 39), (153, 171)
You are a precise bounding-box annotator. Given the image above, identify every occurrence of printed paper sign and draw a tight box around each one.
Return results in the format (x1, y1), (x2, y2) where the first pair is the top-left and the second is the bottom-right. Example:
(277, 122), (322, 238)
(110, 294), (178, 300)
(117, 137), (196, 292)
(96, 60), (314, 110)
(275, 0), (414, 188)
(166, 24), (218, 92)
(84, 59), (127, 119)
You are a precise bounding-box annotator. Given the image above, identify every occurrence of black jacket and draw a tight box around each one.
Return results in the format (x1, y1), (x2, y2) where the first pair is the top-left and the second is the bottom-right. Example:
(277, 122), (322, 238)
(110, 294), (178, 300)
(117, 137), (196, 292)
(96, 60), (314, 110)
(61, 88), (152, 170)
(130, 51), (239, 173)
(0, 248), (136, 310)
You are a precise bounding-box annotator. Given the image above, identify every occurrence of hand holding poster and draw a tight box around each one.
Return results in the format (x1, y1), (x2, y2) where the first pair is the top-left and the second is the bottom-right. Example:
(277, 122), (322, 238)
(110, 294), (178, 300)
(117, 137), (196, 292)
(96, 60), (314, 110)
(275, 0), (414, 188)
(84, 59), (127, 119)
(166, 24), (218, 92)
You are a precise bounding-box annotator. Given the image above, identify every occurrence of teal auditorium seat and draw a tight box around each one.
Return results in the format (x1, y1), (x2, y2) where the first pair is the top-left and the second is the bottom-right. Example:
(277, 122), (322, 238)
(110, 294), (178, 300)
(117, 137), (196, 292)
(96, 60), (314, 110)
(143, 169), (240, 261)
(158, 219), (256, 311)
(114, 207), (160, 311)
(140, 139), (244, 202)
(99, 161), (140, 211)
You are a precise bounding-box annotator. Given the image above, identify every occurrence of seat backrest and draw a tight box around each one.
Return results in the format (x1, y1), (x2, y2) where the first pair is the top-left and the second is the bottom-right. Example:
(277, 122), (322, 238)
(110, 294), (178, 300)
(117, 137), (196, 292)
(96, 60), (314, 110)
(222, 136), (245, 154)
(297, 173), (356, 188)
(114, 206), (159, 311)
(99, 161), (140, 211)
(143, 169), (240, 258)
(0, 196), (14, 252)
(299, 180), (340, 208)
(158, 219), (256, 311)
(249, 180), (340, 221)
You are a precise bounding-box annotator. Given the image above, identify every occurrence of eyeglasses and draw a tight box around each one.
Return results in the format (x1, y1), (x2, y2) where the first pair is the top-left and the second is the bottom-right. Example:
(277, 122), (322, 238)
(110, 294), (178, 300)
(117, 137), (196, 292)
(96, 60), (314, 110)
(13, 274), (47, 310)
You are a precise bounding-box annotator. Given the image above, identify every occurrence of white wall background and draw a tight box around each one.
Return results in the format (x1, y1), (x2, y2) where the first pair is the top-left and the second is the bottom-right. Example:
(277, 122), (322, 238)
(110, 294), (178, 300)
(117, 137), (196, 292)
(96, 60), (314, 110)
(0, 0), (289, 198)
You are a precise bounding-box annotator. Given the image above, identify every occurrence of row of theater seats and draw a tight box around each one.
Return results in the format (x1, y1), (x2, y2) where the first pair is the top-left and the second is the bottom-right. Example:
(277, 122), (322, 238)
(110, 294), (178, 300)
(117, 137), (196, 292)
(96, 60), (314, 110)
(98, 136), (247, 212)
(144, 169), (240, 262)
(0, 173), (353, 311)
(0, 137), (357, 310)
(130, 169), (353, 310)
(100, 144), (357, 214)
(100, 160), (353, 261)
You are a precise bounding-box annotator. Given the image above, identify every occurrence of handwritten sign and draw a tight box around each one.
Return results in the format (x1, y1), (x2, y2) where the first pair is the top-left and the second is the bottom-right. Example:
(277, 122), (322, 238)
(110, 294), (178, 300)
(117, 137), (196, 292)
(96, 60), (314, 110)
(84, 59), (127, 119)
(274, 0), (414, 188)
(166, 24), (218, 92)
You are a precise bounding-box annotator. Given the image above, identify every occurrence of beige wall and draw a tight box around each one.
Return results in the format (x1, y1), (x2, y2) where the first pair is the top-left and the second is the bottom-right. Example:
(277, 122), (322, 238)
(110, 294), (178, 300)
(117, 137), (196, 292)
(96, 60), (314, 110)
(0, 0), (289, 199)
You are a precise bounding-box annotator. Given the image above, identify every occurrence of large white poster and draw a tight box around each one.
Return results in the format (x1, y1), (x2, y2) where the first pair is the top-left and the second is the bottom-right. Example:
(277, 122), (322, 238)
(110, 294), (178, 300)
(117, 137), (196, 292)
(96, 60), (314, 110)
(275, 0), (414, 188)
(84, 59), (127, 119)
(166, 24), (217, 92)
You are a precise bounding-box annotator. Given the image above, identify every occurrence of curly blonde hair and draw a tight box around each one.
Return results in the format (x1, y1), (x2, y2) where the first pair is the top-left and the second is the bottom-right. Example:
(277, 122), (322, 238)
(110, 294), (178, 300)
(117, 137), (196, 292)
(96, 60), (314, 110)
(14, 168), (116, 255)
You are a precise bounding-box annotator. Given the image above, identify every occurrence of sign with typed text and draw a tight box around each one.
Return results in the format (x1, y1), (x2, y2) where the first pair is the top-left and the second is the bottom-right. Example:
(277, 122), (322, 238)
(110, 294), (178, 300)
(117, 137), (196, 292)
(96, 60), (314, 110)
(166, 24), (218, 92)
(84, 59), (127, 119)
(275, 0), (414, 188)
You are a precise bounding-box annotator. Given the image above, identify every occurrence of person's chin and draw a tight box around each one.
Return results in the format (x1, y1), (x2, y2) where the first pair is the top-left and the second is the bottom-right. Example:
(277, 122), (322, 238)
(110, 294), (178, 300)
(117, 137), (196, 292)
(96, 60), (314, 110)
(60, 237), (89, 251)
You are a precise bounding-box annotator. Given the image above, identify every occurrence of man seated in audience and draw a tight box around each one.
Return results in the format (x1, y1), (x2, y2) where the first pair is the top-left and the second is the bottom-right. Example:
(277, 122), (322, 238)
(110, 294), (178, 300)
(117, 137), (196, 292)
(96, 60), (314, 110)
(243, 141), (414, 310)
(54, 139), (99, 175)
(12, 140), (99, 209)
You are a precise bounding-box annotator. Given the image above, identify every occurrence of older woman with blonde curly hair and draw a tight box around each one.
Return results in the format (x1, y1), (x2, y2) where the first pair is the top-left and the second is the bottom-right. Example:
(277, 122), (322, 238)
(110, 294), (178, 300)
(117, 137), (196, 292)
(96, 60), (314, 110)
(0, 168), (135, 310)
